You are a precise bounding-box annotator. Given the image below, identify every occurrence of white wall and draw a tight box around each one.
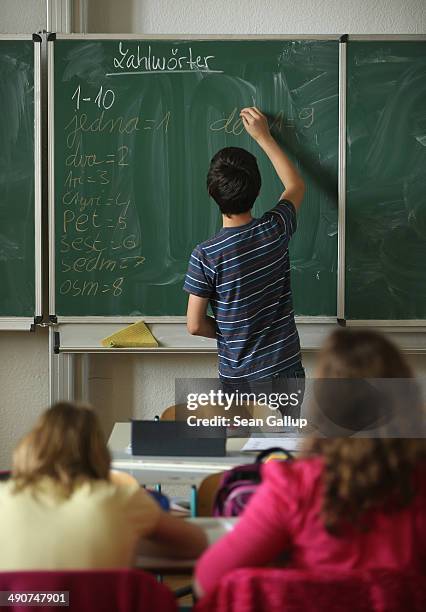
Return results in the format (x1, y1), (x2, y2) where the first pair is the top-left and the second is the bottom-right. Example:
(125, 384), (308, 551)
(0, 0), (46, 33)
(86, 0), (425, 34)
(0, 0), (425, 469)
(0, 330), (49, 470)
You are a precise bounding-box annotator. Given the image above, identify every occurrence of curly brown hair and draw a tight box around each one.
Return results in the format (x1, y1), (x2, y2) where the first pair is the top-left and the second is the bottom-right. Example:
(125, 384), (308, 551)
(309, 329), (425, 533)
(311, 437), (425, 533)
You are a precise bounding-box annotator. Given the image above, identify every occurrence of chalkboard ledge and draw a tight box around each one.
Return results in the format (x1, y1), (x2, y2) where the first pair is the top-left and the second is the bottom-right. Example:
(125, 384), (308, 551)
(0, 318), (36, 331)
(53, 321), (426, 354)
(55, 320), (339, 354)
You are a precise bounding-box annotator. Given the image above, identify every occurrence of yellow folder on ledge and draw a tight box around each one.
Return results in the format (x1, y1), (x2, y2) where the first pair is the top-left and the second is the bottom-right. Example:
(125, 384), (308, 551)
(101, 321), (158, 348)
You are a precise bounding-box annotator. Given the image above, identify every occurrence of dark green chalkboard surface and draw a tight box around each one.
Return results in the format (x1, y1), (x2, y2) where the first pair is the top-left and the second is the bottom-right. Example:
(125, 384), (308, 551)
(53, 38), (338, 317)
(0, 39), (36, 319)
(346, 40), (426, 320)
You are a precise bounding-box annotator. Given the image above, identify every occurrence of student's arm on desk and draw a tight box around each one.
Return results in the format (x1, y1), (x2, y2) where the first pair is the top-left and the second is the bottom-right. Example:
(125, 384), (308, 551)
(144, 512), (208, 559)
(116, 473), (208, 559)
(187, 294), (217, 339)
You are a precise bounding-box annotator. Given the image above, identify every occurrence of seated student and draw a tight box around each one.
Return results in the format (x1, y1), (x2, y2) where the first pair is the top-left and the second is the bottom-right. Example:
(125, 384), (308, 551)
(0, 402), (207, 570)
(194, 329), (426, 597)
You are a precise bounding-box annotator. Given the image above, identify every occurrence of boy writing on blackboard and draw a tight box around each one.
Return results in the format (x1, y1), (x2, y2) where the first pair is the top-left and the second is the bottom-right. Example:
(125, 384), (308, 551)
(184, 107), (305, 390)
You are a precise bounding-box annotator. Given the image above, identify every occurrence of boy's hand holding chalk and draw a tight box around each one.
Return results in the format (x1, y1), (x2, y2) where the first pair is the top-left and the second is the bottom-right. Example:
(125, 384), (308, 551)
(240, 107), (271, 143)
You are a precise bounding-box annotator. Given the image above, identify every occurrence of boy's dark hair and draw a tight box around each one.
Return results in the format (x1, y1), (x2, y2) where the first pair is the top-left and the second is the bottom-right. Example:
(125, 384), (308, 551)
(207, 147), (261, 215)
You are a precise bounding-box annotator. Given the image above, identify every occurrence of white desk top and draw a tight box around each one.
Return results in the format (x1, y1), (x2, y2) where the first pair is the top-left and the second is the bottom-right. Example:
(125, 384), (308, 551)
(109, 422), (252, 485)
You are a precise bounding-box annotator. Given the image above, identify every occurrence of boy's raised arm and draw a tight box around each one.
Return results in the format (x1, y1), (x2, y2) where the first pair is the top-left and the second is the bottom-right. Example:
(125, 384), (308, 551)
(240, 107), (305, 210)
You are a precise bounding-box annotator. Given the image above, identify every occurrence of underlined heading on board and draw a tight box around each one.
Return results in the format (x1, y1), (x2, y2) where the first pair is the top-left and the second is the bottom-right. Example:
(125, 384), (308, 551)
(108, 42), (224, 76)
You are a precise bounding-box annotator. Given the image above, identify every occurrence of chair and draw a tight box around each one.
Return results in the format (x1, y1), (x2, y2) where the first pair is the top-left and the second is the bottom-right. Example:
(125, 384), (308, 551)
(160, 403), (272, 422)
(160, 405), (178, 421)
(194, 567), (426, 612)
(0, 568), (177, 612)
(161, 404), (232, 421)
(196, 472), (224, 516)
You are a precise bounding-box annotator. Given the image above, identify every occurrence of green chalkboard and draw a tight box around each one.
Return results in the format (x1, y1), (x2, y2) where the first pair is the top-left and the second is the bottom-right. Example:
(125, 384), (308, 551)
(53, 38), (338, 317)
(0, 39), (36, 318)
(346, 40), (426, 320)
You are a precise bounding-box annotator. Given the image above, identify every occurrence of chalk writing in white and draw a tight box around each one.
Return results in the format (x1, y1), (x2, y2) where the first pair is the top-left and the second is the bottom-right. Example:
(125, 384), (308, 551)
(108, 42), (223, 76)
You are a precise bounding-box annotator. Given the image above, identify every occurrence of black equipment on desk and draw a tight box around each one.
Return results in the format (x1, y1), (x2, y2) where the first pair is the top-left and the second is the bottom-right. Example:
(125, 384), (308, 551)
(131, 420), (226, 457)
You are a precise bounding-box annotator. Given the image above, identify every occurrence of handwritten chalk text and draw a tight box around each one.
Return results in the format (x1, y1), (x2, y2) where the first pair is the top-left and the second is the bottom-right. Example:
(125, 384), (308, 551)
(109, 42), (222, 76)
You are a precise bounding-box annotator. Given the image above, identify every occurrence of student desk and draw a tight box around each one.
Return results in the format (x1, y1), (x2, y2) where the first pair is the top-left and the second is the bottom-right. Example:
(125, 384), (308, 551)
(108, 422), (253, 486)
(136, 517), (237, 574)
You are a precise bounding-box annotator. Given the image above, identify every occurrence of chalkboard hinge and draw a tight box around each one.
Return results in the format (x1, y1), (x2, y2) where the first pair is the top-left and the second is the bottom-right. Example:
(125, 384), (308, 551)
(32, 33), (42, 43)
(47, 32), (57, 42)
(337, 318), (347, 327)
(49, 315), (58, 324)
(339, 34), (349, 43)
(54, 331), (60, 354)
(30, 316), (43, 332)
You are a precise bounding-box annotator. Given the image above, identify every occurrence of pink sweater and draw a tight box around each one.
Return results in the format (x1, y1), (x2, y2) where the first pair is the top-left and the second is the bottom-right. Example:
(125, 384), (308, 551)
(195, 457), (426, 596)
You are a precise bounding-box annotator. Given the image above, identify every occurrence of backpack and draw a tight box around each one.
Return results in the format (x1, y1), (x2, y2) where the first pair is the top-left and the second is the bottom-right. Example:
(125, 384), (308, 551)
(212, 447), (293, 517)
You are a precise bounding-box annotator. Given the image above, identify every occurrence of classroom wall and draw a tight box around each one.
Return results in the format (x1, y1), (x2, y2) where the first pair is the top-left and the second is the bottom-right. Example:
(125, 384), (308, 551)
(0, 0), (46, 34)
(84, 0), (425, 35)
(0, 331), (49, 468)
(0, 0), (425, 469)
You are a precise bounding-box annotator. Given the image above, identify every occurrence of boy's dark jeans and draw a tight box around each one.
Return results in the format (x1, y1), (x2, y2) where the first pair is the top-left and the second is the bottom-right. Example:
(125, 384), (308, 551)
(267, 361), (306, 419)
(222, 361), (306, 424)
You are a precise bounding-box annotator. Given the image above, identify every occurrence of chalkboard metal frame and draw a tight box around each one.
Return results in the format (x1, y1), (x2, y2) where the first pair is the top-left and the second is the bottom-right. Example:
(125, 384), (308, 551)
(346, 35), (426, 41)
(337, 35), (347, 322)
(344, 34), (426, 327)
(48, 33), (341, 326)
(50, 34), (341, 41)
(48, 36), (55, 322)
(0, 35), (42, 331)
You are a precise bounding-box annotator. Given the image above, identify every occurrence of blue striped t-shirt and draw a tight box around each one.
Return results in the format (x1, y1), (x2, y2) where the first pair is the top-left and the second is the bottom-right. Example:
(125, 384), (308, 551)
(183, 200), (301, 381)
